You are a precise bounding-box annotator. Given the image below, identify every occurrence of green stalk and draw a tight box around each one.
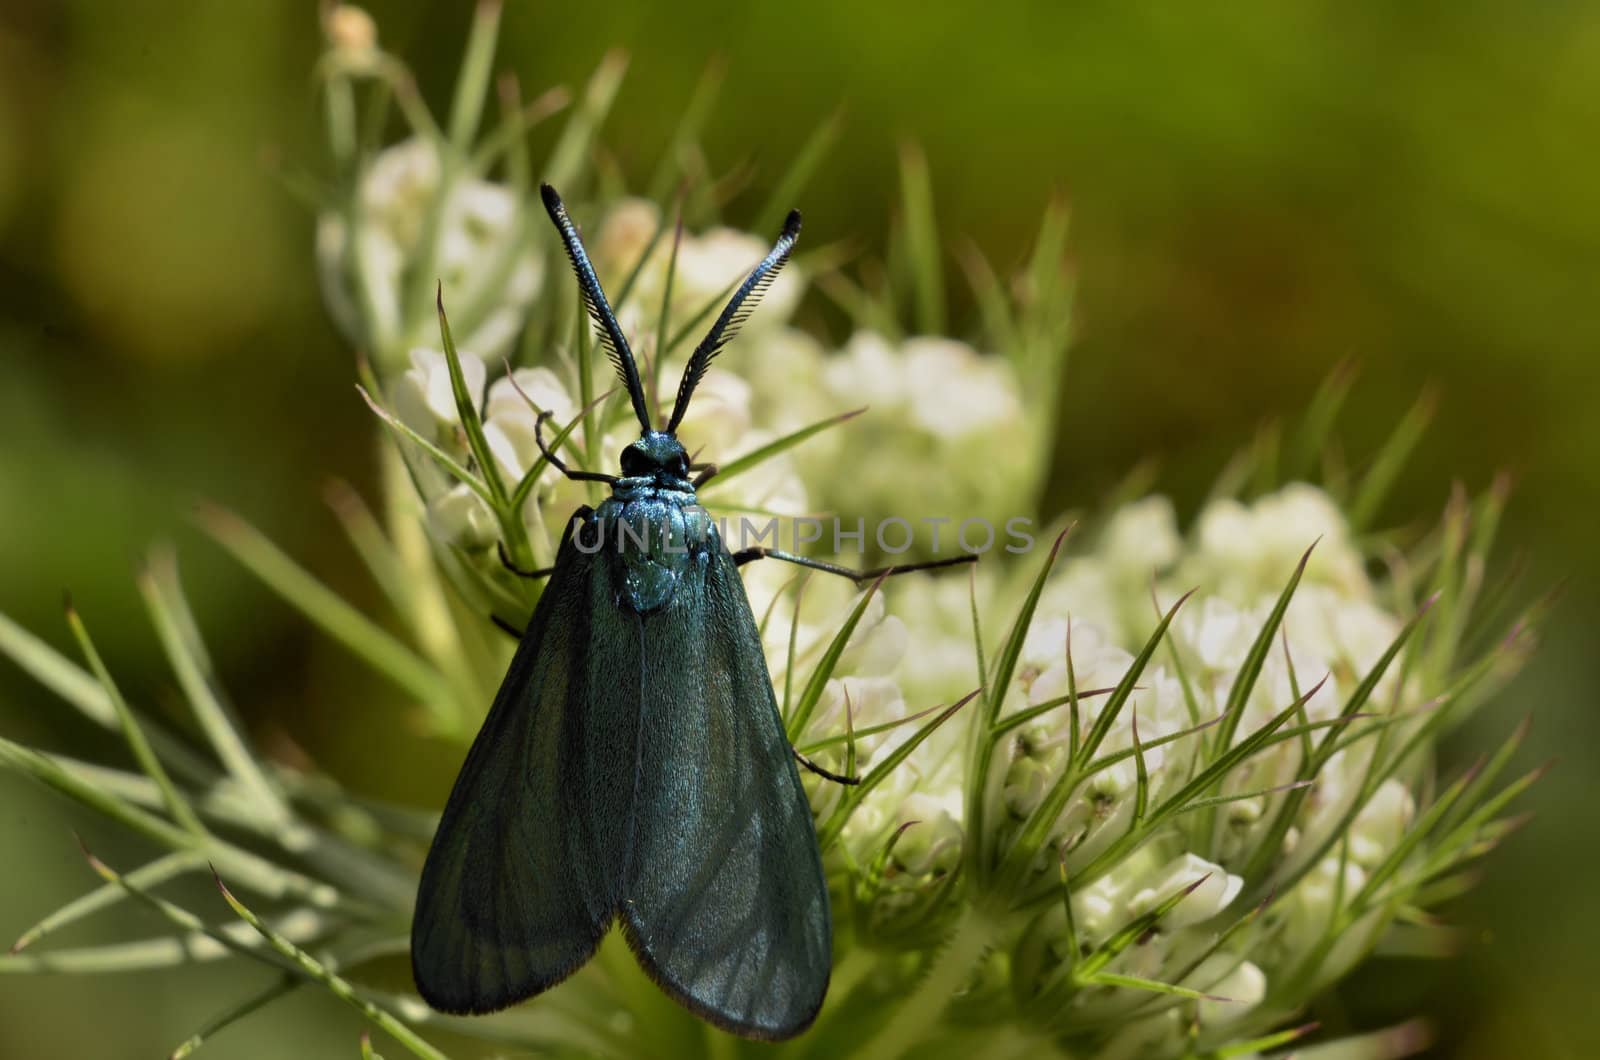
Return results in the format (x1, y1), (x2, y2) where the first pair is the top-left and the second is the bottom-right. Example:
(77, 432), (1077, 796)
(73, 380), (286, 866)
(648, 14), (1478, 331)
(66, 606), (207, 838)
(445, 1), (502, 153)
(856, 904), (1000, 1060)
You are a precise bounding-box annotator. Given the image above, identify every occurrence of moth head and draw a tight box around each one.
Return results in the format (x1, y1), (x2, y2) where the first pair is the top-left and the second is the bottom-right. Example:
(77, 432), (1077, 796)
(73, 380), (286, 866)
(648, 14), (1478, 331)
(620, 431), (690, 480)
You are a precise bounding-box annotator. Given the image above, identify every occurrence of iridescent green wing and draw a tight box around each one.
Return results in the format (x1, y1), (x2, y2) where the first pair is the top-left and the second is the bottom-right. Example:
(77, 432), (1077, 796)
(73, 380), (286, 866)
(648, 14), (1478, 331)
(411, 515), (635, 1013)
(619, 547), (831, 1040)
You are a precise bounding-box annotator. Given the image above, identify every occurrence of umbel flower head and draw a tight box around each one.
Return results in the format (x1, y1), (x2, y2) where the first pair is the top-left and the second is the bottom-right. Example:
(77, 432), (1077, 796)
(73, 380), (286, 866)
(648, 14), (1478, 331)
(0, 8), (1542, 1060)
(317, 135), (546, 369)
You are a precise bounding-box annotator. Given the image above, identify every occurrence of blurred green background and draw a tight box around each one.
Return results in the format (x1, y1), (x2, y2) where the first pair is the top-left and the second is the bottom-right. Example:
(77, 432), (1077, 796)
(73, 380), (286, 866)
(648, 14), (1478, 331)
(2, 2), (1596, 1057)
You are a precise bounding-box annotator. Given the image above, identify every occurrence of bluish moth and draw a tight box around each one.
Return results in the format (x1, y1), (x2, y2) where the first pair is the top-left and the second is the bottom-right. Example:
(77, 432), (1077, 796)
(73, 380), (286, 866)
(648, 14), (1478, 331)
(412, 184), (964, 1039)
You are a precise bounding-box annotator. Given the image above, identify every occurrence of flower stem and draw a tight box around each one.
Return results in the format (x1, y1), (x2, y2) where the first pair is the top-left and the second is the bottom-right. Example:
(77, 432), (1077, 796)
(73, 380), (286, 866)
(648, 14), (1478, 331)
(856, 902), (999, 1059)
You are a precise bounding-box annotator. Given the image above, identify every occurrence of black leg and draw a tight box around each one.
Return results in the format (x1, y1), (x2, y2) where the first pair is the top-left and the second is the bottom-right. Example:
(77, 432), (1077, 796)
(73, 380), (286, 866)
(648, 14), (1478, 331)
(692, 462), (719, 488)
(791, 746), (860, 786)
(489, 614), (527, 640)
(536, 410), (617, 485)
(732, 547), (976, 583)
(497, 541), (555, 581)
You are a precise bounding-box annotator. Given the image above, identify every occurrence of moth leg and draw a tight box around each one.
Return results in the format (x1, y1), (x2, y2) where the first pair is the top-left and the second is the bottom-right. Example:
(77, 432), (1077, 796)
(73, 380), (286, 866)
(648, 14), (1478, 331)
(691, 462), (719, 488)
(535, 410), (617, 485)
(489, 614), (526, 640)
(791, 746), (860, 786)
(732, 548), (976, 583)
(496, 541), (554, 581)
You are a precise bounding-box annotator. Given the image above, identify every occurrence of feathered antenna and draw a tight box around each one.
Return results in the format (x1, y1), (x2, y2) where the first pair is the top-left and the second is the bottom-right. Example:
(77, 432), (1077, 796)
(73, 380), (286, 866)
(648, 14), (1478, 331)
(540, 183), (653, 432)
(665, 209), (802, 434)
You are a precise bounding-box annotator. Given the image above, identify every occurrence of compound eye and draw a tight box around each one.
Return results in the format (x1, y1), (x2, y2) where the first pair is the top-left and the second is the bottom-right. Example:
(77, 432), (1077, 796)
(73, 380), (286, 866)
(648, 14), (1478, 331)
(674, 454), (690, 478)
(620, 446), (648, 476)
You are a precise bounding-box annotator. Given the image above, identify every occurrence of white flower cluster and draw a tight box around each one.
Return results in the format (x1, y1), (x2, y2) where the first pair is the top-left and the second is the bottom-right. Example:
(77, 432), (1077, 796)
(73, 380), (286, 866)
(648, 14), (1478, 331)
(886, 484), (1417, 1042)
(317, 137), (544, 369)
(590, 198), (805, 355)
(360, 190), (1455, 1054)
(753, 479), (1421, 1049)
(580, 200), (1037, 557)
(789, 332), (1032, 549)
(388, 344), (811, 572)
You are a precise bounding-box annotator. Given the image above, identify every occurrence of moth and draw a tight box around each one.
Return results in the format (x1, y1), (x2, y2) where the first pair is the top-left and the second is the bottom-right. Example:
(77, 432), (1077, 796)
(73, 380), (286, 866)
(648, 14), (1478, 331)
(411, 183), (963, 1039)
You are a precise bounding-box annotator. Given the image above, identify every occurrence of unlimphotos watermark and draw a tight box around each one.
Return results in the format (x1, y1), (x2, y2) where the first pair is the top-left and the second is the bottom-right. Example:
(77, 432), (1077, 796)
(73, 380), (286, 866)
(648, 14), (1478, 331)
(571, 511), (1037, 556)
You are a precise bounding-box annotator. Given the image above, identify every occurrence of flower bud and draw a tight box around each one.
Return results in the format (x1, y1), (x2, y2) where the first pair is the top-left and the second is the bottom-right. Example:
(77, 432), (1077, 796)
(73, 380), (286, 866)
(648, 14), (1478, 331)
(903, 337), (1022, 437)
(1186, 483), (1370, 603)
(1349, 778), (1415, 868)
(325, 5), (378, 64)
(1126, 853), (1244, 928)
(390, 346), (486, 447)
(1003, 756), (1051, 820)
(1099, 495), (1181, 580)
(428, 485), (497, 551)
(1194, 955), (1266, 1026)
(889, 793), (964, 878)
(480, 367), (580, 488)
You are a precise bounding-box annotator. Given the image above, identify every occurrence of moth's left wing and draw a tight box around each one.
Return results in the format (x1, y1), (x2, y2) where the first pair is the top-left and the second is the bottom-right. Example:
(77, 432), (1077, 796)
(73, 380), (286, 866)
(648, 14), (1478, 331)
(411, 523), (633, 1014)
(620, 548), (831, 1040)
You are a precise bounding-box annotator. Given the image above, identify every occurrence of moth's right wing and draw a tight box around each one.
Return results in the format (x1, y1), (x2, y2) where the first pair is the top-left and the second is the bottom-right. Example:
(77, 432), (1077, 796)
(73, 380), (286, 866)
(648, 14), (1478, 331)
(619, 547), (831, 1039)
(411, 519), (635, 1014)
